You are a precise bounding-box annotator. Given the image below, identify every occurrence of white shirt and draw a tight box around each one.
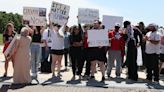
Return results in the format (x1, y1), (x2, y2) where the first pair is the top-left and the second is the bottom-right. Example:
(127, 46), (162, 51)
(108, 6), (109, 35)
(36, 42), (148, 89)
(42, 28), (52, 47)
(50, 29), (64, 50)
(160, 35), (164, 54)
(145, 31), (161, 54)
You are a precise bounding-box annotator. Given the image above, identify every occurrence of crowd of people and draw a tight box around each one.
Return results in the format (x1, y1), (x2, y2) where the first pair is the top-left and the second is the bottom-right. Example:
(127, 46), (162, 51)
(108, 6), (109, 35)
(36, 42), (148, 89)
(1, 14), (164, 85)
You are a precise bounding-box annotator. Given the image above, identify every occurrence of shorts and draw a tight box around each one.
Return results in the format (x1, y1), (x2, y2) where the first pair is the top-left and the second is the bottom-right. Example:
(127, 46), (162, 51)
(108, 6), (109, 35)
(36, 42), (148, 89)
(160, 54), (164, 62)
(88, 47), (107, 62)
(51, 49), (64, 55)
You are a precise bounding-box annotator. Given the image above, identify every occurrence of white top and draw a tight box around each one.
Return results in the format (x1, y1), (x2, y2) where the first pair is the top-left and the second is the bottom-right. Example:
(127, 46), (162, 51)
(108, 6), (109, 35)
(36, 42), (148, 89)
(50, 28), (64, 50)
(42, 28), (52, 47)
(160, 35), (164, 54)
(145, 31), (161, 54)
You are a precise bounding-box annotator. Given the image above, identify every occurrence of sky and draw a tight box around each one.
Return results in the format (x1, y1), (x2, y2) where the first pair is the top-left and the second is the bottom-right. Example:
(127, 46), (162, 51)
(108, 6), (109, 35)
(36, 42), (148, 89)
(0, 0), (163, 26)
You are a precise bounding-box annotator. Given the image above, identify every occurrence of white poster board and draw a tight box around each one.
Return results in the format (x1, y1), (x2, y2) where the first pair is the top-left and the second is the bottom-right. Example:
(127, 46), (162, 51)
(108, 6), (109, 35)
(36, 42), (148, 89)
(50, 1), (70, 26)
(88, 30), (109, 47)
(78, 8), (99, 24)
(23, 7), (47, 26)
(102, 15), (123, 30)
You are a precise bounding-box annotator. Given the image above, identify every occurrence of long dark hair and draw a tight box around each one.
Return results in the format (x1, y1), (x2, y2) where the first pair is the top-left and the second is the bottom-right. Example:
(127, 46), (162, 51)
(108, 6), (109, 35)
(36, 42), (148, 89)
(4, 23), (14, 35)
(71, 26), (82, 36)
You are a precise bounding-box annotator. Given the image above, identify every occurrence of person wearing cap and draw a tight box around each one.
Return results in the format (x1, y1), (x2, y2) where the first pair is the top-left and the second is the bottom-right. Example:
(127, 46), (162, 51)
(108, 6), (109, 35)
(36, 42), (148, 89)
(107, 23), (125, 79)
(145, 23), (161, 83)
(123, 21), (142, 81)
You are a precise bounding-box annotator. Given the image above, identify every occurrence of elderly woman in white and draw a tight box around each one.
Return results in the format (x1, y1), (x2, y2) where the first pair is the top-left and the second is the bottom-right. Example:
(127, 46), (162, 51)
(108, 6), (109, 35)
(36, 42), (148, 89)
(9, 27), (32, 84)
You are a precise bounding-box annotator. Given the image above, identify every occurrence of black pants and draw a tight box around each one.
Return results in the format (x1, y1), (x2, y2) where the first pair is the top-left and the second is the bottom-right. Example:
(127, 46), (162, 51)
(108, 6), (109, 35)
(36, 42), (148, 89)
(82, 48), (91, 76)
(64, 48), (70, 67)
(146, 53), (159, 81)
(127, 40), (138, 80)
(70, 47), (83, 76)
(141, 43), (146, 66)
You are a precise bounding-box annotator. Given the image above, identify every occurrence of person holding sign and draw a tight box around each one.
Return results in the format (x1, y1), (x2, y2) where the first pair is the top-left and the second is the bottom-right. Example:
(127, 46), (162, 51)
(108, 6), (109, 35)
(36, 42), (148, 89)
(2, 23), (15, 77)
(88, 20), (106, 82)
(30, 26), (43, 79)
(49, 13), (67, 77)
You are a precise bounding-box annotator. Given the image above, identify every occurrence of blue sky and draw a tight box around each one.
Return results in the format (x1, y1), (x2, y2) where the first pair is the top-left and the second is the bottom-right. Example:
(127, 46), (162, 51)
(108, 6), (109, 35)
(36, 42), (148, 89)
(0, 0), (163, 26)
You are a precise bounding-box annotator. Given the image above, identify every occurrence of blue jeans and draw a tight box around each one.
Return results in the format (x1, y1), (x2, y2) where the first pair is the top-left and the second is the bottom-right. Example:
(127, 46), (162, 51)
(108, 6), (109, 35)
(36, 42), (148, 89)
(31, 43), (41, 74)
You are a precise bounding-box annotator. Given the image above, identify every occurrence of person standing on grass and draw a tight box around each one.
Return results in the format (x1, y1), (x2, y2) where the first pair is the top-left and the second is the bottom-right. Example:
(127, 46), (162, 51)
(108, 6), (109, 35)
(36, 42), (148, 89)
(145, 24), (161, 83)
(2, 23), (15, 77)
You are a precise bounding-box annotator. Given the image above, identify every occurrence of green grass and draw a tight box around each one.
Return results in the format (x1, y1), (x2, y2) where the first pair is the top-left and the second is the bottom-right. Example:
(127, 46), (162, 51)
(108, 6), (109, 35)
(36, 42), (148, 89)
(0, 34), (3, 45)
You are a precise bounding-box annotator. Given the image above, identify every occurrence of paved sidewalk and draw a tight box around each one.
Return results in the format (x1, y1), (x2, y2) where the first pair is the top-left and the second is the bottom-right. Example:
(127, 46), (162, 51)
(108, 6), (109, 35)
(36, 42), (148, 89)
(0, 45), (164, 92)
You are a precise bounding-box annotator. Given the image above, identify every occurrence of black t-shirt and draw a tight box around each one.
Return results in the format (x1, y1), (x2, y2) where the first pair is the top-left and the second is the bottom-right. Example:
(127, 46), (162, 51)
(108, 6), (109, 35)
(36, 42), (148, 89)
(32, 33), (41, 43)
(3, 33), (15, 43)
(69, 34), (82, 47)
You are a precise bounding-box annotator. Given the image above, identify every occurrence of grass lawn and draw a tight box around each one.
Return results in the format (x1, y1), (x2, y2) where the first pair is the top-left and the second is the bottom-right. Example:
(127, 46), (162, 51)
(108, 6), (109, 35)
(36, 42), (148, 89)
(0, 34), (3, 45)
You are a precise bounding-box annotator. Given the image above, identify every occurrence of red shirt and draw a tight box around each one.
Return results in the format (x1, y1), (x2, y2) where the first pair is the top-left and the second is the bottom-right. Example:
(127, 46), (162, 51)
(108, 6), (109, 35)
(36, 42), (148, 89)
(108, 30), (125, 51)
(83, 32), (88, 48)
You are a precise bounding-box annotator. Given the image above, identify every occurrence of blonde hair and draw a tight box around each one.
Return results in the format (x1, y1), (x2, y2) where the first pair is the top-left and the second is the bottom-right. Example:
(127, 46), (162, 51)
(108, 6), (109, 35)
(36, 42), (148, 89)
(20, 27), (29, 37)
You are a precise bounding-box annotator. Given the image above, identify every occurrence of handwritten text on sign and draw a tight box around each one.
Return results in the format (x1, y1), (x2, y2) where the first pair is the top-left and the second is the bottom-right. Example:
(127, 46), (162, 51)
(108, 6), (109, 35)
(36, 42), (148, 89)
(78, 8), (99, 24)
(50, 1), (70, 25)
(23, 7), (46, 26)
(88, 30), (109, 47)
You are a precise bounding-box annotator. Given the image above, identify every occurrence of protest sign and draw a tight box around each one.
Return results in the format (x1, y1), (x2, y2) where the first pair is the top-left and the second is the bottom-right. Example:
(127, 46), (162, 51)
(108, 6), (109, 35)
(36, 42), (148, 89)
(88, 29), (109, 47)
(23, 7), (47, 26)
(78, 8), (99, 24)
(102, 15), (123, 30)
(50, 1), (70, 25)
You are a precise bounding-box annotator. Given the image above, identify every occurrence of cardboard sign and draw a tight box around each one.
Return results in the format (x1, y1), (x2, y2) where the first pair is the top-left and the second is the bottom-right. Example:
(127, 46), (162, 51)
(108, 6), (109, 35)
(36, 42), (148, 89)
(23, 7), (47, 26)
(102, 15), (123, 30)
(88, 29), (109, 47)
(50, 1), (70, 25)
(78, 8), (99, 24)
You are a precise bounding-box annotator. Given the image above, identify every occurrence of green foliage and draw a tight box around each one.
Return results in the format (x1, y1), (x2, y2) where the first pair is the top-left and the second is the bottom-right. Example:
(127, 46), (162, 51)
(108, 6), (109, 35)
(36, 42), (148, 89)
(0, 11), (23, 33)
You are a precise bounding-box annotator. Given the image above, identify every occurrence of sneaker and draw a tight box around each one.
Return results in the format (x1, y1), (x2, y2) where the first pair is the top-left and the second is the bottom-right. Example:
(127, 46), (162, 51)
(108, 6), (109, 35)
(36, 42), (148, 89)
(101, 76), (105, 82)
(3, 73), (7, 77)
(107, 75), (112, 80)
(71, 76), (75, 80)
(90, 76), (95, 80)
(116, 76), (120, 79)
(79, 75), (82, 80)
(57, 73), (62, 77)
(154, 81), (159, 84)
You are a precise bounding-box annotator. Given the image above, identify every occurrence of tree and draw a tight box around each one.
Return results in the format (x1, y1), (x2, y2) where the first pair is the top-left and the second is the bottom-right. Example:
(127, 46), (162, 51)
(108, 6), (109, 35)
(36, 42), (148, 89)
(0, 11), (23, 33)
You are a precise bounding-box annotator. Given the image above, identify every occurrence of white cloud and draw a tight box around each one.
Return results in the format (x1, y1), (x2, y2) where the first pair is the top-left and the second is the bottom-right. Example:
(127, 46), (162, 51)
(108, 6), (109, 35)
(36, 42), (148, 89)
(0, 0), (119, 26)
